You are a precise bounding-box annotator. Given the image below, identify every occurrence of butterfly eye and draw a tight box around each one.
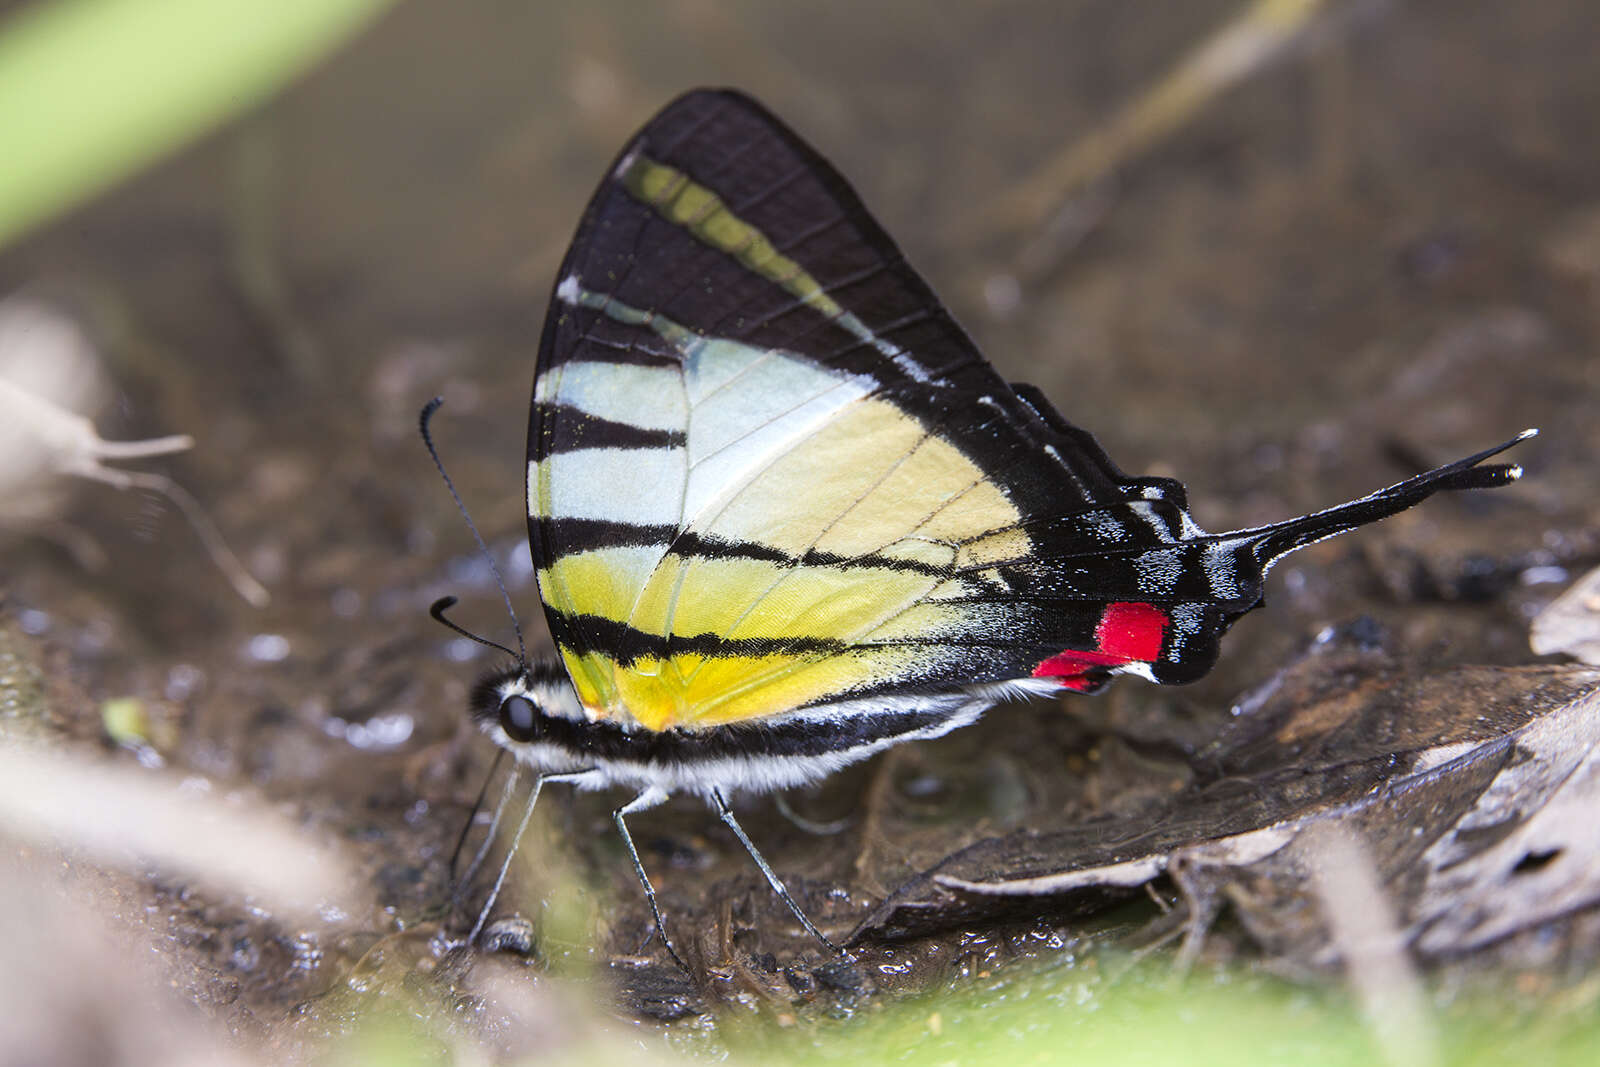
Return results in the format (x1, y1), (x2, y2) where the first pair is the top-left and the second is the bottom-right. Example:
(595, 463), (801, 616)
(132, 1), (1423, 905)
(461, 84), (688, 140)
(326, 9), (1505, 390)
(498, 695), (540, 743)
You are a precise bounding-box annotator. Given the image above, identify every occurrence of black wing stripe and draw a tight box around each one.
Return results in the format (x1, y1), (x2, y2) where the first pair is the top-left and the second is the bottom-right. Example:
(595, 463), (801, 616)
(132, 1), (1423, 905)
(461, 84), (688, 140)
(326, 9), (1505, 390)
(530, 404), (687, 459)
(546, 610), (845, 666)
(534, 517), (680, 553)
(534, 518), (963, 579)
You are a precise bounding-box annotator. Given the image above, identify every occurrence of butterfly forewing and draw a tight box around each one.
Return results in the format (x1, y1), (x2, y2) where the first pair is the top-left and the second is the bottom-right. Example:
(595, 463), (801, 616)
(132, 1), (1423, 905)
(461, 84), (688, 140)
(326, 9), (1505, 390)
(527, 91), (1212, 726)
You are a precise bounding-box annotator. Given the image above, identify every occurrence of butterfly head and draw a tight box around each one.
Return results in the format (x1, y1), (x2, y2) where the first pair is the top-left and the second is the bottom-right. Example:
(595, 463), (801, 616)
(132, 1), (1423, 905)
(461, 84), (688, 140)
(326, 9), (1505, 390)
(468, 658), (585, 759)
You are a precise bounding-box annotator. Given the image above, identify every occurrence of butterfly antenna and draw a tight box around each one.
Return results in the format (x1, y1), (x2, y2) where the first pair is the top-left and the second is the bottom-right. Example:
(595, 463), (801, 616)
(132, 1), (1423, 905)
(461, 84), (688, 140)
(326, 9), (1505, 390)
(420, 396), (527, 665)
(430, 597), (520, 660)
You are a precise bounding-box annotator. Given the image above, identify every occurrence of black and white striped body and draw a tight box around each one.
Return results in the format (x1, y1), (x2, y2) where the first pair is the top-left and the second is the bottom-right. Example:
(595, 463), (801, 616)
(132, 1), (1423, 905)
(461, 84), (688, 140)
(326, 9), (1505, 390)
(472, 661), (1058, 799)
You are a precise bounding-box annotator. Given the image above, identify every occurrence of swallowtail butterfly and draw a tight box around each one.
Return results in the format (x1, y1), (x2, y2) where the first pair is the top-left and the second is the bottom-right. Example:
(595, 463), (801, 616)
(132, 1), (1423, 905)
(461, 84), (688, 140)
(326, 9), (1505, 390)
(445, 89), (1531, 963)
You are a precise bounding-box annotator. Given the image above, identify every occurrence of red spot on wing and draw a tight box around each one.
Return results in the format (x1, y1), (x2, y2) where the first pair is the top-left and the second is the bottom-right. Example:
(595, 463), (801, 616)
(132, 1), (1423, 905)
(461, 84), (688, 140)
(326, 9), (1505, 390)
(1094, 601), (1167, 662)
(1032, 647), (1125, 677)
(1032, 602), (1169, 689)
(1034, 654), (1110, 691)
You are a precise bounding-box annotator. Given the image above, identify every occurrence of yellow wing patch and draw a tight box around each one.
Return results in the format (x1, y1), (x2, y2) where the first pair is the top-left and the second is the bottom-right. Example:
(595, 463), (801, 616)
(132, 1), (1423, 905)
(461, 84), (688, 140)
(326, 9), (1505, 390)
(626, 556), (941, 645)
(620, 649), (916, 730)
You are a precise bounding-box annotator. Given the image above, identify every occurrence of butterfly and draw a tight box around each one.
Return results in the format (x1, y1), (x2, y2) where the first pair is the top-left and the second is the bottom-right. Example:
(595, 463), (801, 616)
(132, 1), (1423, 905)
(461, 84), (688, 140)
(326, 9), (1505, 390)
(431, 88), (1532, 967)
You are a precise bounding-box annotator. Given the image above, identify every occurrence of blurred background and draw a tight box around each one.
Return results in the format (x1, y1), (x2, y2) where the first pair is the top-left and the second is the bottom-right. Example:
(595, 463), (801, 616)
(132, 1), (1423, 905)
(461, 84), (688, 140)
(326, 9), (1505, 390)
(1, 0), (1597, 1063)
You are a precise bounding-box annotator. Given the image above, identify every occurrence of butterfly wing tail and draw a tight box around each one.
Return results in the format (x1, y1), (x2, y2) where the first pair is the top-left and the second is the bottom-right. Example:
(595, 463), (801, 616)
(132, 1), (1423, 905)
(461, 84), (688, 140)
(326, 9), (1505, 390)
(1239, 428), (1536, 573)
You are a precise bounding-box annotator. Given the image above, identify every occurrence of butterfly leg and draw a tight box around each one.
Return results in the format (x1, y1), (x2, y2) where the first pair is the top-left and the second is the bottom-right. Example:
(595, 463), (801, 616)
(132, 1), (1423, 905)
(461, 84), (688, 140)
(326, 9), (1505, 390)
(468, 768), (592, 945)
(451, 749), (512, 889)
(712, 789), (851, 959)
(613, 786), (691, 973)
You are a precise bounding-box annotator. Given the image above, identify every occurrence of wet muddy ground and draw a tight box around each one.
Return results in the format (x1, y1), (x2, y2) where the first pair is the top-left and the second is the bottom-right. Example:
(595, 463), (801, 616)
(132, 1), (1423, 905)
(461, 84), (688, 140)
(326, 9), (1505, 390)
(2, 0), (1599, 1057)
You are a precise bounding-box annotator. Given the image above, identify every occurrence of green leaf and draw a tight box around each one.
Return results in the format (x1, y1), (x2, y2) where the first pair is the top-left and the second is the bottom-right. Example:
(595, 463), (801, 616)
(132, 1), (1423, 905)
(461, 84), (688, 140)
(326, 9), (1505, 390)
(0, 0), (396, 249)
